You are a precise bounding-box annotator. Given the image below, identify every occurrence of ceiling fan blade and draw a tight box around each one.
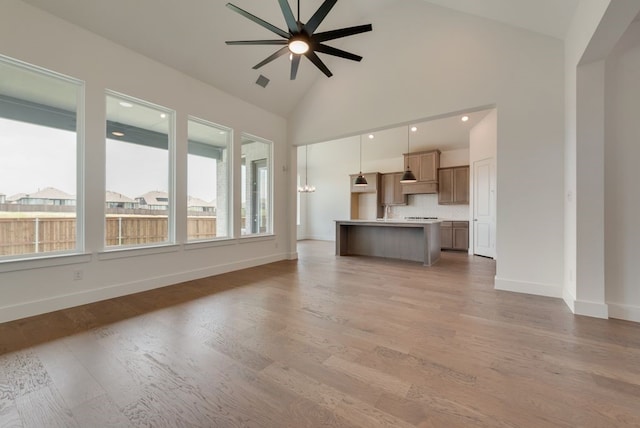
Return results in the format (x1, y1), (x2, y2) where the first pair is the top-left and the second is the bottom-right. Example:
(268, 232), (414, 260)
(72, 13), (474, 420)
(226, 3), (289, 39)
(252, 46), (290, 70)
(314, 24), (373, 43)
(290, 55), (301, 80)
(305, 0), (338, 35)
(278, 0), (298, 33)
(226, 40), (288, 45)
(305, 51), (333, 77)
(315, 44), (362, 62)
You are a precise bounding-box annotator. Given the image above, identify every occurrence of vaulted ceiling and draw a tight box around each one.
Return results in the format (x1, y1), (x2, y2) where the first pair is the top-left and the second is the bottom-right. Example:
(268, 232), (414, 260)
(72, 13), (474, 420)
(21, 0), (580, 118)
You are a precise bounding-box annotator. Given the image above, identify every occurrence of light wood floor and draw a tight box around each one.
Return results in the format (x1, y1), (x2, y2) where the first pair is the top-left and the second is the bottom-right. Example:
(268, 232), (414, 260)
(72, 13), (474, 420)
(1, 240), (639, 427)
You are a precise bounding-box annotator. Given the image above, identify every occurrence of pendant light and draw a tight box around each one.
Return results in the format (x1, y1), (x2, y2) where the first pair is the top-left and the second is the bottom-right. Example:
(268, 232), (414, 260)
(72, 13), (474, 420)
(354, 134), (368, 186)
(297, 145), (315, 193)
(400, 125), (417, 183)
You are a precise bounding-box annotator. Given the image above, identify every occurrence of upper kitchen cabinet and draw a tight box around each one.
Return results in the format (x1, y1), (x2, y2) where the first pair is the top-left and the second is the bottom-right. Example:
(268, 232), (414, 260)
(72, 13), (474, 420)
(381, 172), (407, 205)
(402, 150), (440, 195)
(438, 166), (469, 205)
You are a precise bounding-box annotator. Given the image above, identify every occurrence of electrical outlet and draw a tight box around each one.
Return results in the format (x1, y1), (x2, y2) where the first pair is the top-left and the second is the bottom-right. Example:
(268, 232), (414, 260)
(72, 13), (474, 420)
(73, 269), (83, 281)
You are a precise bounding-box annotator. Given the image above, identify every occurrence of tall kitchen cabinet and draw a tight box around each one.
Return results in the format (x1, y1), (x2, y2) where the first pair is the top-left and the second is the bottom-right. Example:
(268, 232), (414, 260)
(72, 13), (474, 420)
(381, 172), (407, 205)
(438, 166), (469, 205)
(401, 150), (441, 194)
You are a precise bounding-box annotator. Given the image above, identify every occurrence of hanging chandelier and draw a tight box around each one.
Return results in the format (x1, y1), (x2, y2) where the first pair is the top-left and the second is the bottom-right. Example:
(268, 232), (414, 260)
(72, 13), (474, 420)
(298, 144), (316, 193)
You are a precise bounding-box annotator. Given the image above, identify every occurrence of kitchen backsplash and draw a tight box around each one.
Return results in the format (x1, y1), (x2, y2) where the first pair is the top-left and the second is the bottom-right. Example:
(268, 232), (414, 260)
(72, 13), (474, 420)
(390, 194), (470, 220)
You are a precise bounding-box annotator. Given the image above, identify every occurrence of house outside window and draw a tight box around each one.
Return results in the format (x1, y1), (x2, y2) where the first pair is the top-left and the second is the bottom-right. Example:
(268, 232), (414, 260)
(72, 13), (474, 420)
(187, 118), (231, 241)
(241, 135), (272, 236)
(104, 92), (174, 248)
(0, 55), (83, 259)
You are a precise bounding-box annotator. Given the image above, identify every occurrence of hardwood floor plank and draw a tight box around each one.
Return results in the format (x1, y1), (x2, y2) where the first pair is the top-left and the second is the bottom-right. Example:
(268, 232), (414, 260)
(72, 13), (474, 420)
(14, 386), (76, 428)
(71, 394), (132, 428)
(262, 361), (414, 428)
(323, 355), (412, 398)
(34, 340), (106, 410)
(0, 402), (22, 428)
(0, 352), (51, 399)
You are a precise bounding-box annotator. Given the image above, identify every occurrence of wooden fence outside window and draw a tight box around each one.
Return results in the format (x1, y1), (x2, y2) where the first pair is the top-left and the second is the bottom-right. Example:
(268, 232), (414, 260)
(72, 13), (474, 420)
(0, 216), (219, 256)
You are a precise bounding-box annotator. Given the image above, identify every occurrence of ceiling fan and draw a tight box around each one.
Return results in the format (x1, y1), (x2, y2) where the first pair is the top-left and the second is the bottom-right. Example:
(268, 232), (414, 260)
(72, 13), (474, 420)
(225, 0), (373, 80)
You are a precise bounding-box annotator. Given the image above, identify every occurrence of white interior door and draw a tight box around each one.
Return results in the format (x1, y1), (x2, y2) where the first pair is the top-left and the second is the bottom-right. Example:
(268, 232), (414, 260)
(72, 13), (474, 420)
(473, 158), (495, 258)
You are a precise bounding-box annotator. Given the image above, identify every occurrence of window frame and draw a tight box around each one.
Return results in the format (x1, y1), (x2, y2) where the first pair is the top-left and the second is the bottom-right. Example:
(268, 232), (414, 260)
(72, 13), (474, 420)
(103, 90), (176, 251)
(186, 116), (233, 243)
(240, 133), (274, 238)
(0, 54), (85, 263)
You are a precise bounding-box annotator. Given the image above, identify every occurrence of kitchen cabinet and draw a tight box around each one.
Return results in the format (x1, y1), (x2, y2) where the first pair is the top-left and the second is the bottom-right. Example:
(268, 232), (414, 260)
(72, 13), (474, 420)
(402, 150), (440, 195)
(381, 172), (407, 205)
(438, 166), (469, 205)
(440, 221), (469, 251)
(350, 172), (379, 193)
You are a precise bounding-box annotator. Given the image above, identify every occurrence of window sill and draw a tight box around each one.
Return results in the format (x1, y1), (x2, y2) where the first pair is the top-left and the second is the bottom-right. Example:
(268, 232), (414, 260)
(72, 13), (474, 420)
(238, 233), (276, 244)
(0, 252), (92, 273)
(97, 243), (180, 261)
(184, 238), (236, 251)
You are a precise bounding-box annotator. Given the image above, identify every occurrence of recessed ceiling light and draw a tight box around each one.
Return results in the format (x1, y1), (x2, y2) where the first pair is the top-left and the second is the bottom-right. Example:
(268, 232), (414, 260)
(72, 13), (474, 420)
(461, 116), (469, 122)
(112, 131), (125, 137)
(160, 113), (167, 119)
(119, 102), (133, 108)
(411, 126), (418, 132)
(368, 134), (374, 139)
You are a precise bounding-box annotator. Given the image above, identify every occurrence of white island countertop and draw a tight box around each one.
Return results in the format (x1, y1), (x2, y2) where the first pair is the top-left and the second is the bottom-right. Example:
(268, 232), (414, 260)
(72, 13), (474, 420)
(338, 219), (442, 225)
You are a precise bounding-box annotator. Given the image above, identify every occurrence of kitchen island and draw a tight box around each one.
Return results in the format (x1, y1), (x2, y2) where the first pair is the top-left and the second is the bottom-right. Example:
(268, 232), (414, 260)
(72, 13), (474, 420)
(335, 219), (441, 266)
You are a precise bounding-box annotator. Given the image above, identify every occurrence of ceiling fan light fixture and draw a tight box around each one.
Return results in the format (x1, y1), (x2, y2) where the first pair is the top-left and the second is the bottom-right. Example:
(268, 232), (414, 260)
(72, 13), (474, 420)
(289, 37), (310, 55)
(225, 1), (372, 80)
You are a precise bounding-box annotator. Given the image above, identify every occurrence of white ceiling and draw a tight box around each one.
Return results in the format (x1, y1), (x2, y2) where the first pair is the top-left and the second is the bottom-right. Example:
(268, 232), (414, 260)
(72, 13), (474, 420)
(21, 0), (581, 119)
(334, 108), (493, 154)
(422, 0), (580, 40)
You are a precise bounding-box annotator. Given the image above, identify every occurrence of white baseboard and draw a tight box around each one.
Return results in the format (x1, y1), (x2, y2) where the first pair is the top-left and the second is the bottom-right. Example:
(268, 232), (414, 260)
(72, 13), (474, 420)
(306, 235), (334, 242)
(494, 276), (562, 298)
(608, 303), (640, 323)
(562, 286), (576, 313)
(573, 299), (609, 319)
(0, 252), (288, 324)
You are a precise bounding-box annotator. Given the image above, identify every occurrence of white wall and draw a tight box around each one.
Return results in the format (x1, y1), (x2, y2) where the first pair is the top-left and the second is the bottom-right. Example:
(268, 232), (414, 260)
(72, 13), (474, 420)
(563, 0), (611, 315)
(564, 0), (640, 320)
(605, 19), (640, 322)
(291, 0), (566, 297)
(304, 137), (358, 240)
(0, 2), (291, 322)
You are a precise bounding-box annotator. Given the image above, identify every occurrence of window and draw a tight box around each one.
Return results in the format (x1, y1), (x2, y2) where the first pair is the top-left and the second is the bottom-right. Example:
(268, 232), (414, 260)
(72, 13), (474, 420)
(105, 92), (173, 248)
(0, 55), (82, 259)
(187, 118), (230, 241)
(241, 135), (272, 236)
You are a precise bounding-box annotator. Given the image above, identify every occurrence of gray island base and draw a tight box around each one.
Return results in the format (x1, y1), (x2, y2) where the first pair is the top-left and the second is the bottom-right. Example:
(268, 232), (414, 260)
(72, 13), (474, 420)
(335, 220), (441, 266)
